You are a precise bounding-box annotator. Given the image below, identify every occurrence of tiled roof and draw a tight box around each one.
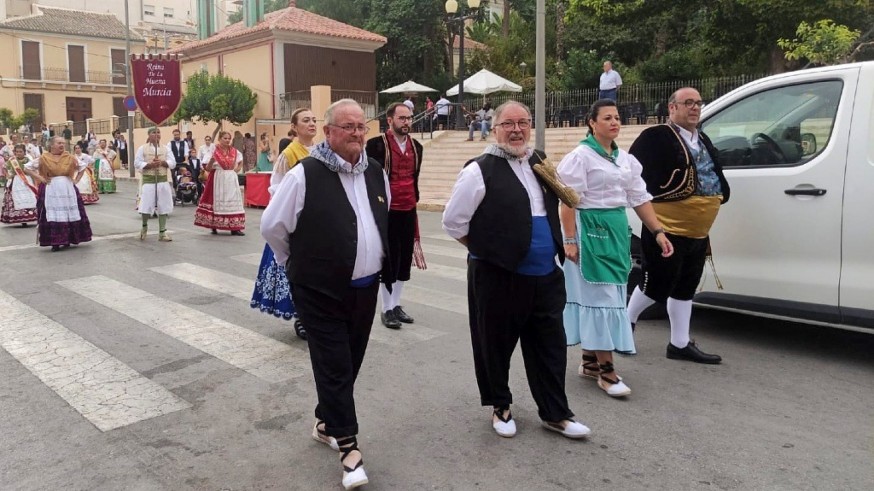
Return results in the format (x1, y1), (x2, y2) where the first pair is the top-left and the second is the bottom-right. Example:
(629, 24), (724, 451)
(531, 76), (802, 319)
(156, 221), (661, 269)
(452, 37), (486, 50)
(172, 7), (386, 54)
(0, 6), (144, 41)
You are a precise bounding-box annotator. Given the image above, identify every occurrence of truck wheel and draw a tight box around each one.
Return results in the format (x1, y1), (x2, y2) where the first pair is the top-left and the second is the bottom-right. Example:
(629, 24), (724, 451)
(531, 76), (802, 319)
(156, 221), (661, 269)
(628, 234), (667, 320)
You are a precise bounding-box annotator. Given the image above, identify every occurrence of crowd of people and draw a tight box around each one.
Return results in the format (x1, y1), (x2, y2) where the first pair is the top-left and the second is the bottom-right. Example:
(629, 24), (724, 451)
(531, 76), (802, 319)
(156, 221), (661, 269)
(0, 88), (727, 490)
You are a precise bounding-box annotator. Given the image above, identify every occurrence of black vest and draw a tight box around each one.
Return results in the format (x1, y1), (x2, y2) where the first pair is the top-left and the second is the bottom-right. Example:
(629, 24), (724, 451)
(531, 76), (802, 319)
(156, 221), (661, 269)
(170, 140), (186, 163)
(466, 150), (564, 272)
(285, 157), (392, 300)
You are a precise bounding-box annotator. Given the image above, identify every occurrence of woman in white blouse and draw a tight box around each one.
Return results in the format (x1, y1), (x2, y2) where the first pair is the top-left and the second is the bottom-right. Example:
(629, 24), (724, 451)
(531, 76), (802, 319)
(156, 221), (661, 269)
(556, 99), (673, 398)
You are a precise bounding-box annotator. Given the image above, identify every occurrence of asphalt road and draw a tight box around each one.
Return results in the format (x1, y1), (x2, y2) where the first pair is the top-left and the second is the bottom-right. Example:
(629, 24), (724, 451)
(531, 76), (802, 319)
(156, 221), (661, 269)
(0, 180), (872, 490)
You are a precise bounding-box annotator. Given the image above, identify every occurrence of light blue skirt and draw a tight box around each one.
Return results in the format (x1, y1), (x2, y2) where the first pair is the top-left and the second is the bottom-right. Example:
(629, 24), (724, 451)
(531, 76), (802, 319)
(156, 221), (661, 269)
(250, 243), (295, 320)
(561, 257), (636, 354)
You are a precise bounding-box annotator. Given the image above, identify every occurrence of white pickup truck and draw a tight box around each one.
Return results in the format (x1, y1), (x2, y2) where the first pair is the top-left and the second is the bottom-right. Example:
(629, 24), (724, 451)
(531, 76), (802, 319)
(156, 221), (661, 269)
(628, 61), (874, 332)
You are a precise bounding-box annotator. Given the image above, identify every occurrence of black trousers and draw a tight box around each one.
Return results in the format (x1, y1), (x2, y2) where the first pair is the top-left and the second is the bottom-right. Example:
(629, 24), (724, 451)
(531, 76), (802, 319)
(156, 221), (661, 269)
(639, 228), (709, 302)
(387, 209), (416, 282)
(292, 281), (379, 437)
(467, 259), (573, 422)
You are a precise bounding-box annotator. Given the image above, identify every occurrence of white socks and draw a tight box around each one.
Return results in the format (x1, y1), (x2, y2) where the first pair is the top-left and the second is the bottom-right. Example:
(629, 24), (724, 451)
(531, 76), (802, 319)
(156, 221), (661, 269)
(666, 298), (692, 348)
(626, 286), (656, 323)
(380, 281), (405, 313)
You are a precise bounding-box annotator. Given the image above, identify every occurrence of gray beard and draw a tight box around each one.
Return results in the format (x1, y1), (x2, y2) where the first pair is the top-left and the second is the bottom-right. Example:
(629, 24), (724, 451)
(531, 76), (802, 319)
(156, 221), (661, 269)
(496, 142), (528, 158)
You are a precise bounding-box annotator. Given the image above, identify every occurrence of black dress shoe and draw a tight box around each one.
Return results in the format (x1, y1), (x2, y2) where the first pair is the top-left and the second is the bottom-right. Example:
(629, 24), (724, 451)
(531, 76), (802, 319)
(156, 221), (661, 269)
(393, 306), (414, 324)
(666, 341), (722, 364)
(231, 230), (246, 236)
(381, 309), (401, 329)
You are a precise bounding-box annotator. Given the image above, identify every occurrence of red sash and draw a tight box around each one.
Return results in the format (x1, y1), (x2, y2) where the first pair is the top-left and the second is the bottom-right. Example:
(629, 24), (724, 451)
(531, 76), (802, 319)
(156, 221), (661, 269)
(9, 158), (38, 196)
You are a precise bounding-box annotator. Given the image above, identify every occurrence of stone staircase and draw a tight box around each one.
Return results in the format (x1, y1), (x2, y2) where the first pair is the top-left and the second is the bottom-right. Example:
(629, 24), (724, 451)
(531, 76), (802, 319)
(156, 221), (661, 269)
(416, 124), (653, 211)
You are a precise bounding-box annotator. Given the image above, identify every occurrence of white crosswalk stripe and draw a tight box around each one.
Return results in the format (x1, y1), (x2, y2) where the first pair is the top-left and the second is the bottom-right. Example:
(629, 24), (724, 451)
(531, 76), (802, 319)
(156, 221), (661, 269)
(0, 290), (190, 432)
(57, 276), (311, 384)
(155, 262), (451, 345)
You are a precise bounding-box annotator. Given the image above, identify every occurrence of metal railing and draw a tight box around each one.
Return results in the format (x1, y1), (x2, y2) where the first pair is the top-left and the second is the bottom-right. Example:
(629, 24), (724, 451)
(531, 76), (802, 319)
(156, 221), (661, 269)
(19, 66), (126, 85)
(451, 74), (765, 127)
(331, 90), (378, 119)
(277, 90), (312, 120)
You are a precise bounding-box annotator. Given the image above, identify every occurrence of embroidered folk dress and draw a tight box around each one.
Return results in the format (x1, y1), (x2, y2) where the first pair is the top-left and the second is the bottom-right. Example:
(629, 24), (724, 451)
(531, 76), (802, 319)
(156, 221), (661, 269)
(26, 152), (92, 247)
(556, 141), (652, 354)
(1, 156), (38, 224)
(194, 145), (245, 231)
(74, 152), (99, 204)
(250, 141), (314, 320)
(92, 147), (117, 193)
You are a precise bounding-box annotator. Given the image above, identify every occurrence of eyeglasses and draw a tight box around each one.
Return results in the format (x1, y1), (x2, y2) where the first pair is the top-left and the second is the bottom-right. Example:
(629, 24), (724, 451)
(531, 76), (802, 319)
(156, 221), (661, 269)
(497, 119), (531, 131)
(329, 124), (370, 135)
(393, 116), (414, 122)
(675, 99), (705, 108)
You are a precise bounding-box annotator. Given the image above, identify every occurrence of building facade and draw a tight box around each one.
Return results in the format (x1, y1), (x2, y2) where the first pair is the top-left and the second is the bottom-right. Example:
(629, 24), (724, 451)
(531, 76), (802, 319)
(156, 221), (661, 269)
(0, 5), (146, 134)
(172, 1), (385, 139)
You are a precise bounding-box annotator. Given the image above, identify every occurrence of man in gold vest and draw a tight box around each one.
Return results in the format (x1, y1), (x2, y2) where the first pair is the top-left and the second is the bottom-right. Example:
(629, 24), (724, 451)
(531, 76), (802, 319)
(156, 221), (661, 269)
(135, 127), (176, 242)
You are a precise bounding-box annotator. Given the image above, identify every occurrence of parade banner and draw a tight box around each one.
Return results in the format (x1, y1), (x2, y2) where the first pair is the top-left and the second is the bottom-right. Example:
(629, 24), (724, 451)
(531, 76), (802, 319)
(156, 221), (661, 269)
(130, 54), (182, 126)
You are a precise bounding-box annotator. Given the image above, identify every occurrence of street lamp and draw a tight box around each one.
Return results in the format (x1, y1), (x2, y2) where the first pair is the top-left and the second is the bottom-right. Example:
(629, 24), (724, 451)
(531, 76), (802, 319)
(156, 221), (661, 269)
(445, 0), (481, 130)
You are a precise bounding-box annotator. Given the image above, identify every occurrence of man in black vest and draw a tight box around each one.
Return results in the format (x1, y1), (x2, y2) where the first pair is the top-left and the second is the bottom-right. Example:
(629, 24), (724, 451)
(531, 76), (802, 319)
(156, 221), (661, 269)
(626, 87), (730, 364)
(167, 129), (190, 190)
(442, 101), (591, 441)
(260, 99), (389, 490)
(365, 102), (423, 329)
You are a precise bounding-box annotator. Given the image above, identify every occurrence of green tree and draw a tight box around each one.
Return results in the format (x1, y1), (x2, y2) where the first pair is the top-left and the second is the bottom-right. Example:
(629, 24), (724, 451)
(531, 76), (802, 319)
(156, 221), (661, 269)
(0, 108), (40, 132)
(176, 71), (257, 138)
(778, 20), (861, 66)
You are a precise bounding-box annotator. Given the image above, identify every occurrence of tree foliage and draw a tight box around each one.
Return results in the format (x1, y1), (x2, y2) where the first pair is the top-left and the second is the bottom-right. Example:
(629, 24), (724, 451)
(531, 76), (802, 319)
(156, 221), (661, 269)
(778, 20), (861, 66)
(0, 107), (40, 132)
(176, 71), (257, 137)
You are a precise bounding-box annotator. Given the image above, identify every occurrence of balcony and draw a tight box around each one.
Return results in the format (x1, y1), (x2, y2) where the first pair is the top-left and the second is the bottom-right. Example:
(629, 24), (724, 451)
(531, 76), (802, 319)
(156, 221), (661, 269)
(19, 66), (127, 86)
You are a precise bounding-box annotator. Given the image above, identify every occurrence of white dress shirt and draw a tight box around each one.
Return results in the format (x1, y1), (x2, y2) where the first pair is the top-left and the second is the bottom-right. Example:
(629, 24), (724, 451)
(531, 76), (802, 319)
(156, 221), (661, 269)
(198, 143), (216, 161)
(261, 160), (391, 279)
(167, 139), (190, 163)
(556, 145), (651, 209)
(442, 151), (546, 240)
(599, 69), (623, 90)
(673, 123), (700, 151)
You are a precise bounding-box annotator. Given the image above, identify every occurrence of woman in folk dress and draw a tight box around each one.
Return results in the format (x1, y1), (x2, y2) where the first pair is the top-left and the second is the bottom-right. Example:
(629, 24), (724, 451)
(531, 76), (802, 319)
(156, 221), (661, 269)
(251, 108), (318, 339)
(24, 136), (92, 251)
(73, 146), (99, 204)
(1, 144), (38, 226)
(194, 130), (246, 235)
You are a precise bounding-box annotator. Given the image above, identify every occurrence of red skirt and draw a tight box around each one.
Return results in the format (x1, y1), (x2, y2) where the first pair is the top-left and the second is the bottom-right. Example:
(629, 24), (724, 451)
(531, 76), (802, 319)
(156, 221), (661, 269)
(193, 169), (245, 231)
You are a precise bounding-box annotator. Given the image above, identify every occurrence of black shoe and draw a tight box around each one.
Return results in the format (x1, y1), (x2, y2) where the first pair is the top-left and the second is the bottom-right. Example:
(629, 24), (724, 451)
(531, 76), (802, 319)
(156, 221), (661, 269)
(381, 310), (401, 329)
(211, 229), (218, 235)
(231, 230), (245, 236)
(666, 341), (722, 364)
(393, 305), (414, 324)
(51, 245), (60, 252)
(293, 318), (307, 341)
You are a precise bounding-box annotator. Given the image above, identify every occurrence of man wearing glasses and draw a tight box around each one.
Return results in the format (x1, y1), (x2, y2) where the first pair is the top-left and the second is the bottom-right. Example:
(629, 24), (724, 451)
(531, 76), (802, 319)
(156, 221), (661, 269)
(443, 101), (591, 441)
(366, 102), (424, 329)
(626, 87), (730, 365)
(261, 99), (390, 489)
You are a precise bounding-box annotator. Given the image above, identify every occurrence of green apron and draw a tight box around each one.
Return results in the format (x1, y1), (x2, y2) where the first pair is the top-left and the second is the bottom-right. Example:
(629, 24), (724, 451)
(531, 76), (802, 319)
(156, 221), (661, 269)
(578, 207), (631, 285)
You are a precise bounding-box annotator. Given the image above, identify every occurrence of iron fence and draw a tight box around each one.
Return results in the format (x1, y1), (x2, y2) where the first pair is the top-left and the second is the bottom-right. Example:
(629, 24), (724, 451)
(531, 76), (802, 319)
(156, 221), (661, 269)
(278, 90), (312, 120)
(458, 74), (764, 127)
(26, 67), (125, 85)
(331, 90), (378, 119)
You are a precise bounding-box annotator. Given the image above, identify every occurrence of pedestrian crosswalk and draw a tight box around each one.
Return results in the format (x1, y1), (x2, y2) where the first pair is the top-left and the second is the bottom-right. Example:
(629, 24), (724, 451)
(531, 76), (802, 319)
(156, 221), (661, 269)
(0, 236), (472, 432)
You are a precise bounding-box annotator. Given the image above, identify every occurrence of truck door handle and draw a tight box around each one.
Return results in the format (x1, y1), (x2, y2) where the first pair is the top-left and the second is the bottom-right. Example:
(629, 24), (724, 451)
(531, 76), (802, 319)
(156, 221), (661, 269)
(784, 188), (827, 196)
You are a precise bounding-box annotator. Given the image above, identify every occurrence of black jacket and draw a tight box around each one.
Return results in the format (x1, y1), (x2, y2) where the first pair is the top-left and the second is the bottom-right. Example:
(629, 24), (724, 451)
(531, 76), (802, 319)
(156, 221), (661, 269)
(628, 124), (730, 204)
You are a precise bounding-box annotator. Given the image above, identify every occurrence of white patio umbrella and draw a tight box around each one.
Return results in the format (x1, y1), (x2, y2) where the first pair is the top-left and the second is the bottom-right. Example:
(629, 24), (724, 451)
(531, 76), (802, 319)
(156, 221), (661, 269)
(445, 69), (523, 96)
(380, 80), (439, 94)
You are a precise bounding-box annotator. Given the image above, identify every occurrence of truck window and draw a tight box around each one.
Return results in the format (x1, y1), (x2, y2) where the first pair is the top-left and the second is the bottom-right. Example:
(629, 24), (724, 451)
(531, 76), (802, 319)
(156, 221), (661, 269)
(702, 80), (843, 168)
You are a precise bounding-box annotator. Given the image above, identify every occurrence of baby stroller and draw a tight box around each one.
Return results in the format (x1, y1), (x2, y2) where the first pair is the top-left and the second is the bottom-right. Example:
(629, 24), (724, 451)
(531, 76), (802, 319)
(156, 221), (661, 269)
(174, 164), (199, 205)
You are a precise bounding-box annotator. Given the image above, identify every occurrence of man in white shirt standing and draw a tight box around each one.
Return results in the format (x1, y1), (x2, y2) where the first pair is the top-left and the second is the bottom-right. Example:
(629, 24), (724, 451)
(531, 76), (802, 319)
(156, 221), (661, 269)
(261, 99), (390, 490)
(435, 94), (452, 129)
(599, 60), (623, 101)
(23, 134), (42, 161)
(197, 135), (216, 162)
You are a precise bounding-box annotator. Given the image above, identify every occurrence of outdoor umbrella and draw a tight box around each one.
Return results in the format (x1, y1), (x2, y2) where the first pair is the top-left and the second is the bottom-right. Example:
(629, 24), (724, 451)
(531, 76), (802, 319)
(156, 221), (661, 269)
(445, 69), (523, 96)
(380, 80), (439, 94)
